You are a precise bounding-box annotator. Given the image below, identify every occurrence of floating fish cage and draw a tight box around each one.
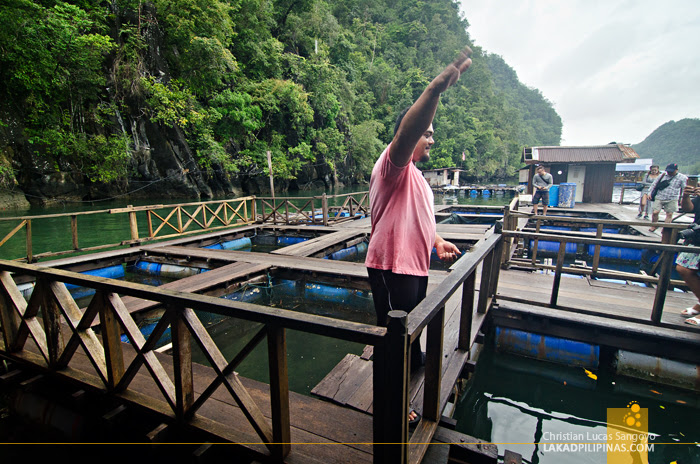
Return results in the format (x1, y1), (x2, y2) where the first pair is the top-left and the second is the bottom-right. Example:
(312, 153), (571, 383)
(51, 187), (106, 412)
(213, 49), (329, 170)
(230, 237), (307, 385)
(495, 326), (700, 393)
(525, 223), (653, 265)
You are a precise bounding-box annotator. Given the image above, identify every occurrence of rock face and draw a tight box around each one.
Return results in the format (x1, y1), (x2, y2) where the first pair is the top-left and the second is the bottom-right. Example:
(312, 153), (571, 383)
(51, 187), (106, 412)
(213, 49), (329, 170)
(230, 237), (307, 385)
(0, 3), (340, 207)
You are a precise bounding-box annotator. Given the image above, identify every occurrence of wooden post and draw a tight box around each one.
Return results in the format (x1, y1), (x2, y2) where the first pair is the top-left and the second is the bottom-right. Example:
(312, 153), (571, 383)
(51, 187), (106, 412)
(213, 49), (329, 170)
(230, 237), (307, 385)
(651, 230), (674, 323)
(26, 219), (32, 263)
(531, 219), (540, 265)
(373, 310), (408, 464)
(39, 278), (63, 367)
(147, 211), (154, 238)
(267, 150), (275, 199)
(550, 241), (566, 307)
(252, 196), (258, 223)
(99, 292), (125, 390)
(458, 272), (476, 351)
(591, 224), (603, 275)
(489, 235), (504, 299)
(0, 272), (23, 351)
(501, 206), (512, 266)
(170, 307), (194, 420)
(322, 194), (329, 227)
(177, 206), (183, 233)
(477, 249), (495, 314)
(267, 324), (291, 459)
(128, 206), (139, 241)
(71, 215), (79, 250)
(423, 306), (444, 422)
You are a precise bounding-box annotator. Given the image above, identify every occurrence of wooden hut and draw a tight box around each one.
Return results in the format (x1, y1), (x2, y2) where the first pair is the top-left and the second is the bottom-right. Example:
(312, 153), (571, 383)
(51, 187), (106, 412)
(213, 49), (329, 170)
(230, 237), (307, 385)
(522, 144), (639, 203)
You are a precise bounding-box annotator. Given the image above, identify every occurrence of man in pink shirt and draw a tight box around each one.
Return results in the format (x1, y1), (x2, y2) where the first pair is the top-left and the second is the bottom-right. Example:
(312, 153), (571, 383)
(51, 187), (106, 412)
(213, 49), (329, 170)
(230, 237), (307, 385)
(366, 48), (471, 423)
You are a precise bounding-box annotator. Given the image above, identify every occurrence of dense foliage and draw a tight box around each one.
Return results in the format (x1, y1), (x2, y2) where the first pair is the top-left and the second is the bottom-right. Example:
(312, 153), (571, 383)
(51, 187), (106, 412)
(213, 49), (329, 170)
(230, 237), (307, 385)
(632, 119), (700, 175)
(0, 0), (562, 194)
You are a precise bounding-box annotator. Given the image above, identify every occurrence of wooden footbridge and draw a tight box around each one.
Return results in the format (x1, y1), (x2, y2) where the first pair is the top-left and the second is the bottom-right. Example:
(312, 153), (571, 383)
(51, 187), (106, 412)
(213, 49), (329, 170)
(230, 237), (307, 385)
(1, 193), (699, 463)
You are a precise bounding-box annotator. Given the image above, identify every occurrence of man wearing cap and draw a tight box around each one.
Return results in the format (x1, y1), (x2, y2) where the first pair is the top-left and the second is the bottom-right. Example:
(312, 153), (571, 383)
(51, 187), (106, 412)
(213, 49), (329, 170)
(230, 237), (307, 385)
(648, 163), (687, 232)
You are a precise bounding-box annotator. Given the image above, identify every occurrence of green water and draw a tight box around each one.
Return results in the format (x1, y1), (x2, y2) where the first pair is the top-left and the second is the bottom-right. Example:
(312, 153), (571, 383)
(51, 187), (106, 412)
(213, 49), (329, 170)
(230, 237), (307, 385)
(190, 278), (375, 396)
(0, 186), (510, 261)
(455, 337), (700, 463)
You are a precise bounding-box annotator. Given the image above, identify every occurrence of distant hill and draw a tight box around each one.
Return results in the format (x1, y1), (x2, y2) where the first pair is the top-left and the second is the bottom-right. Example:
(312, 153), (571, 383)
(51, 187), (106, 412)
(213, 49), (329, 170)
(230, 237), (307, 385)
(632, 118), (700, 175)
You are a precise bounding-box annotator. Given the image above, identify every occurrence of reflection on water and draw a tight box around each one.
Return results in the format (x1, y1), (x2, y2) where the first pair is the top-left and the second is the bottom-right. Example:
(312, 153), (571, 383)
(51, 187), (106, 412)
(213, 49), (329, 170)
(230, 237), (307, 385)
(455, 337), (700, 463)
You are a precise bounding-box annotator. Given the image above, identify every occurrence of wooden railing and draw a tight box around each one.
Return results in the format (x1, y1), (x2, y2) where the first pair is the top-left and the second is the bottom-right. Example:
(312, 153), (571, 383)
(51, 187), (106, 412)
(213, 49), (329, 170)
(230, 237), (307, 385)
(255, 191), (369, 226)
(501, 213), (700, 323)
(0, 229), (502, 463)
(0, 197), (256, 262)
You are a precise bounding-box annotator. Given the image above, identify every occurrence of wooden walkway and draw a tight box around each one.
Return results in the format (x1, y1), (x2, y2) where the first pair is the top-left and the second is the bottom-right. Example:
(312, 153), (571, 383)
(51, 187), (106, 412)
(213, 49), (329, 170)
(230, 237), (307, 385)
(311, 268), (481, 420)
(4, 200), (700, 464)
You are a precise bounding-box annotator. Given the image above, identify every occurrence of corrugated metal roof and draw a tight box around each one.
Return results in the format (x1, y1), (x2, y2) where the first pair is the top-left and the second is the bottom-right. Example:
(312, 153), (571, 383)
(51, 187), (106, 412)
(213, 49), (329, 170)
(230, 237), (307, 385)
(522, 144), (640, 164)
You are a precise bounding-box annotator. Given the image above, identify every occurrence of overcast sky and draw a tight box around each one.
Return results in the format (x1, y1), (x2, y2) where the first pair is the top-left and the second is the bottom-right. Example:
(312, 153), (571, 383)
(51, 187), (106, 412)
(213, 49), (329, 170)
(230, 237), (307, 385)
(458, 0), (700, 146)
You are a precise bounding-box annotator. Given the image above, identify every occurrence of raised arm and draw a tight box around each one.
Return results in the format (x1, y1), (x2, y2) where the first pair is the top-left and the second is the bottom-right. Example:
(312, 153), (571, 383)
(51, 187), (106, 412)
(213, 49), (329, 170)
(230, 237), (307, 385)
(390, 47), (472, 167)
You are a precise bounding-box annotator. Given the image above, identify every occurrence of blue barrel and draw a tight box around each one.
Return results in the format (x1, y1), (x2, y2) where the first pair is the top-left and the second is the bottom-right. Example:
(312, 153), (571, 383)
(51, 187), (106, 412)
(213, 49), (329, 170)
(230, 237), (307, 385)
(65, 264), (126, 300)
(587, 245), (642, 261)
(495, 327), (599, 368)
(220, 237), (252, 250)
(580, 227), (619, 234)
(558, 183), (576, 208)
(530, 240), (578, 254)
(134, 260), (202, 278)
(277, 236), (309, 245)
(548, 185), (559, 207)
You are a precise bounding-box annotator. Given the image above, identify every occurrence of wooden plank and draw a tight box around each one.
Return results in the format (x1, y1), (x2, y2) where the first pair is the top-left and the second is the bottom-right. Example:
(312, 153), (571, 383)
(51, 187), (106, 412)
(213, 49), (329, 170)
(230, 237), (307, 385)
(271, 229), (365, 257)
(148, 245), (371, 279)
(408, 419), (439, 464)
(267, 325), (291, 459)
(311, 353), (371, 404)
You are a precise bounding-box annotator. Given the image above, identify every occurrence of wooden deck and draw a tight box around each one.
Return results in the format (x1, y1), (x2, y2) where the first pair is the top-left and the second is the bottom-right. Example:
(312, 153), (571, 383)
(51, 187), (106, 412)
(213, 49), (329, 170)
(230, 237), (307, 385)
(3, 199), (700, 464)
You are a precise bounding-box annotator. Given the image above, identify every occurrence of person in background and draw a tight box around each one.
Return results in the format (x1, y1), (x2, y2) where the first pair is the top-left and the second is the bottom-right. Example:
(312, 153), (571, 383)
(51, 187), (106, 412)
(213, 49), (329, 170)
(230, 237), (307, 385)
(676, 185), (700, 326)
(638, 164), (660, 219)
(365, 47), (470, 426)
(532, 165), (553, 216)
(648, 163), (687, 232)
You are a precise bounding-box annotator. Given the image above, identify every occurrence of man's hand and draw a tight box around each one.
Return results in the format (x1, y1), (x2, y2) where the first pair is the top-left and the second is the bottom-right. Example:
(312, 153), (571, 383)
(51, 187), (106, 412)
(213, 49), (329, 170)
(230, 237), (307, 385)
(429, 47), (473, 95)
(683, 186), (698, 197)
(436, 238), (462, 262)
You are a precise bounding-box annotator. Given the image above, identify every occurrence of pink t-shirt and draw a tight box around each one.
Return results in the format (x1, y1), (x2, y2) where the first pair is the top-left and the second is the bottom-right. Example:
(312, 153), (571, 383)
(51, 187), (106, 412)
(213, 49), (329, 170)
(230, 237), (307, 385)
(365, 144), (436, 276)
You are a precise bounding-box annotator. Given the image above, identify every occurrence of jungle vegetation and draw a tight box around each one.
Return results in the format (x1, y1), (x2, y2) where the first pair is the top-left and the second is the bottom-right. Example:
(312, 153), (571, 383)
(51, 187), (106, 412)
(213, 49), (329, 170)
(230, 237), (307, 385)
(632, 119), (700, 175)
(0, 0), (563, 192)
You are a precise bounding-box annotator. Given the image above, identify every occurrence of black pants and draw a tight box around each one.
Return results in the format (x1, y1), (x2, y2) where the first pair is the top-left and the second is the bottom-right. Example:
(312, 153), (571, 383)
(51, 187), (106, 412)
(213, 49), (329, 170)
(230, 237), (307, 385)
(367, 268), (427, 371)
